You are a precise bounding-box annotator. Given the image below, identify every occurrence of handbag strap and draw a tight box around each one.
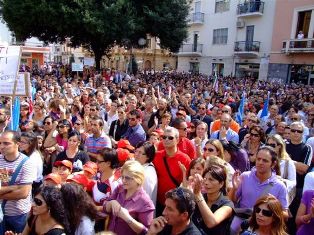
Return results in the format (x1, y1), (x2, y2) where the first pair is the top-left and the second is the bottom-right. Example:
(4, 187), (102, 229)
(163, 157), (180, 187)
(2, 155), (29, 211)
(283, 160), (289, 179)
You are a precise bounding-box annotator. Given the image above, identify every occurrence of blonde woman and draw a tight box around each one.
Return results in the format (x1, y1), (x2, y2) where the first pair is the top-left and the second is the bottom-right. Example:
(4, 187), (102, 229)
(203, 139), (235, 189)
(266, 134), (296, 204)
(103, 160), (155, 235)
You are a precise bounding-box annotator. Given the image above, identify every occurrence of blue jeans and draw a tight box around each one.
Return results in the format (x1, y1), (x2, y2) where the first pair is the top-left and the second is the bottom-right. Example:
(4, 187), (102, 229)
(0, 213), (28, 234)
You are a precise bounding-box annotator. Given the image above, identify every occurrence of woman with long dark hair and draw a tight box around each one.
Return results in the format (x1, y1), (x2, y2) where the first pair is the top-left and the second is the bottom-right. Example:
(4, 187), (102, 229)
(55, 119), (72, 151)
(191, 164), (234, 235)
(61, 183), (98, 235)
(6, 186), (70, 235)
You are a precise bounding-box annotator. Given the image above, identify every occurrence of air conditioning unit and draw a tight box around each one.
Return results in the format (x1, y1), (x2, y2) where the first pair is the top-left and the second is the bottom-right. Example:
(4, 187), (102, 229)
(236, 20), (245, 28)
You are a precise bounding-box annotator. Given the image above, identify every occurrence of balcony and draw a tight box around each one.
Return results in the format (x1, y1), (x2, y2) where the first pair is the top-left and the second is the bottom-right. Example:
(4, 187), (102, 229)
(234, 41), (260, 57)
(177, 44), (203, 57)
(237, 1), (264, 17)
(188, 12), (205, 25)
(282, 39), (314, 54)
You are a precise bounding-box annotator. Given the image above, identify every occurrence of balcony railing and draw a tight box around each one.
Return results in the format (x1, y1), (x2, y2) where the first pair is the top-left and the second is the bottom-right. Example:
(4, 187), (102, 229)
(237, 1), (264, 16)
(234, 41), (260, 52)
(282, 38), (314, 53)
(188, 12), (205, 24)
(178, 44), (203, 56)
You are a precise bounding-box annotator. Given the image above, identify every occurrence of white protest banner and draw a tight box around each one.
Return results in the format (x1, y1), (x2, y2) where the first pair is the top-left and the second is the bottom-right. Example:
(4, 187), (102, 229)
(83, 57), (95, 66)
(0, 72), (31, 97)
(72, 63), (84, 71)
(0, 45), (21, 84)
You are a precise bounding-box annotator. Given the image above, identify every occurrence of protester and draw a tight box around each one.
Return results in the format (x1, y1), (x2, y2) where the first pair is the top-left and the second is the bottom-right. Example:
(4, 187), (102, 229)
(147, 187), (202, 235)
(240, 194), (288, 235)
(191, 164), (234, 234)
(103, 160), (155, 234)
(295, 190), (314, 235)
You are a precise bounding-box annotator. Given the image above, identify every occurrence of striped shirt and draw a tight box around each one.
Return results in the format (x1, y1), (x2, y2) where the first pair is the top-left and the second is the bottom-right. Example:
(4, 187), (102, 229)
(0, 153), (35, 216)
(84, 133), (112, 153)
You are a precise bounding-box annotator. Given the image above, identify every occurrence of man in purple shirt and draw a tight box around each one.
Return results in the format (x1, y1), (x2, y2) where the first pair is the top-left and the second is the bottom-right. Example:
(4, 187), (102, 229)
(122, 110), (146, 147)
(228, 146), (289, 235)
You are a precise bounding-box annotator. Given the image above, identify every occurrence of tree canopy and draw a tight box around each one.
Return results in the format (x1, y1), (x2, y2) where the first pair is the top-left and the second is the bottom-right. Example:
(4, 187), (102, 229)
(0, 0), (190, 69)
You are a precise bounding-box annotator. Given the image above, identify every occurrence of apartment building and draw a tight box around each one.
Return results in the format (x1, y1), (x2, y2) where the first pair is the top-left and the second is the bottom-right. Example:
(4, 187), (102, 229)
(177, 0), (276, 80)
(269, 0), (314, 85)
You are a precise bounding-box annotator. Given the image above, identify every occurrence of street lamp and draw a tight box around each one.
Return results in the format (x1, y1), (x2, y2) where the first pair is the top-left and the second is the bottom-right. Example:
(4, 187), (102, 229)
(138, 38), (146, 71)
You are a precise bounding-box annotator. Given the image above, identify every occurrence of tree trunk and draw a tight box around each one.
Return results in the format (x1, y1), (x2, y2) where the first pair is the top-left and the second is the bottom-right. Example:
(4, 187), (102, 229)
(94, 51), (102, 71)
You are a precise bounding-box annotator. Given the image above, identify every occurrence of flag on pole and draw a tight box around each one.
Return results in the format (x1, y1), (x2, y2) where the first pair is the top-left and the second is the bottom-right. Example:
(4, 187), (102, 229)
(260, 91), (270, 119)
(236, 92), (245, 125)
(11, 97), (20, 131)
(213, 71), (219, 93)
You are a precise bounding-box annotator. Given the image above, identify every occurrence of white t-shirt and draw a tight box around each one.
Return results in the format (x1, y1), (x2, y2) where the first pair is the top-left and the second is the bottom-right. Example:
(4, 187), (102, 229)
(29, 150), (43, 182)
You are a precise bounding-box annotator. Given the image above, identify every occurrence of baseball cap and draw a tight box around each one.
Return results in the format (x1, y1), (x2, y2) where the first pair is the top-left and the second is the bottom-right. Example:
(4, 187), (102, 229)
(54, 160), (73, 171)
(66, 174), (89, 188)
(117, 148), (134, 164)
(83, 161), (98, 175)
(117, 139), (135, 151)
(44, 173), (62, 185)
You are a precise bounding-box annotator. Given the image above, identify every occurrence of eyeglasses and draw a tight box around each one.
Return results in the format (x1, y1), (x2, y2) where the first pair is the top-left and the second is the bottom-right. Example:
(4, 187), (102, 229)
(44, 121), (51, 125)
(162, 136), (175, 140)
(250, 133), (260, 137)
(203, 147), (215, 152)
(255, 207), (273, 217)
(266, 143), (277, 148)
(33, 198), (44, 206)
(291, 129), (303, 134)
(121, 175), (134, 181)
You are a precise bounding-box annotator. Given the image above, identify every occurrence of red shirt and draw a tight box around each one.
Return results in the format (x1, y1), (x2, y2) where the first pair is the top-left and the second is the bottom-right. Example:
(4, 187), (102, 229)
(153, 150), (191, 205)
(157, 137), (196, 160)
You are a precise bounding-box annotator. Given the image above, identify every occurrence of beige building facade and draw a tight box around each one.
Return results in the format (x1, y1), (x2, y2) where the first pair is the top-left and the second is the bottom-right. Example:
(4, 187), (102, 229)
(269, 0), (314, 84)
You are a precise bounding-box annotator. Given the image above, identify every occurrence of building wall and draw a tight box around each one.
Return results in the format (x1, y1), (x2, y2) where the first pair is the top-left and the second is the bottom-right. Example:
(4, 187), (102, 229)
(270, 0), (314, 64)
(178, 0), (277, 80)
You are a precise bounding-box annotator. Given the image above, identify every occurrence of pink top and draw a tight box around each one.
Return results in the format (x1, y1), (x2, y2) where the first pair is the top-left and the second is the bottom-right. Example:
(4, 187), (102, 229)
(104, 185), (155, 235)
(56, 134), (68, 150)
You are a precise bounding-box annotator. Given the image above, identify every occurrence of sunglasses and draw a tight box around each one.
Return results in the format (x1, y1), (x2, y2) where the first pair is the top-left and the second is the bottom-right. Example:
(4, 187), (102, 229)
(309, 113), (314, 116)
(44, 121), (51, 125)
(266, 143), (277, 148)
(33, 198), (44, 206)
(222, 110), (229, 113)
(178, 127), (187, 131)
(57, 125), (67, 129)
(291, 118), (299, 121)
(90, 109), (96, 112)
(291, 129), (303, 133)
(162, 136), (175, 140)
(199, 107), (206, 110)
(203, 147), (215, 152)
(250, 133), (260, 137)
(128, 118), (136, 121)
(255, 207), (273, 217)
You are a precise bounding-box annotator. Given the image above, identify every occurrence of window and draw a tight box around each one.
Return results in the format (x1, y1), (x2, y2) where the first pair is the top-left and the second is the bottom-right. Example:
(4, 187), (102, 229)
(215, 0), (230, 13)
(213, 28), (228, 45)
(195, 1), (201, 12)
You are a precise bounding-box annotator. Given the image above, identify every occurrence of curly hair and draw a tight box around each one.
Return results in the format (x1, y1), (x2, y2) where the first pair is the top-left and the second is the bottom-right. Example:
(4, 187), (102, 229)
(34, 186), (71, 234)
(61, 183), (98, 234)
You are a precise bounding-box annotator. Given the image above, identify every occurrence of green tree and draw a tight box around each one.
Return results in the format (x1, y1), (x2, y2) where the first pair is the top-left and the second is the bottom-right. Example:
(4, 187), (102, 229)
(0, 0), (190, 69)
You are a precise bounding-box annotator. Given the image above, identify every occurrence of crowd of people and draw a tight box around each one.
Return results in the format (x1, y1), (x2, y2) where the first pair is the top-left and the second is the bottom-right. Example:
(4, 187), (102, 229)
(0, 64), (314, 235)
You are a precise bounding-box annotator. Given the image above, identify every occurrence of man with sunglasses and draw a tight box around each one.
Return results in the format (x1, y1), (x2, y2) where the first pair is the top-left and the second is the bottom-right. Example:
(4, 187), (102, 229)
(147, 187), (201, 235)
(153, 127), (191, 217)
(0, 131), (36, 233)
(286, 121), (313, 234)
(157, 118), (196, 160)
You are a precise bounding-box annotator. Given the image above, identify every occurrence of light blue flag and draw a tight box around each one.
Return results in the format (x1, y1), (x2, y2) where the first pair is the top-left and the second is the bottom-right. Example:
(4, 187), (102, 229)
(11, 97), (20, 131)
(260, 91), (270, 119)
(236, 92), (245, 125)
